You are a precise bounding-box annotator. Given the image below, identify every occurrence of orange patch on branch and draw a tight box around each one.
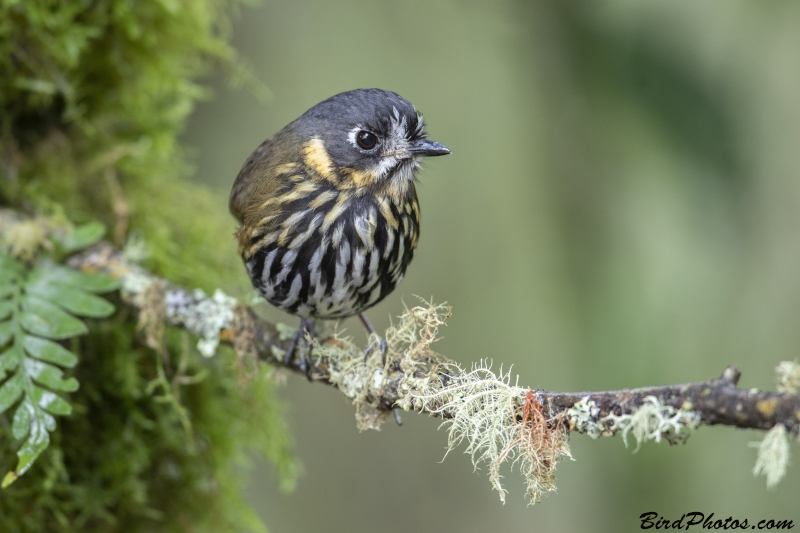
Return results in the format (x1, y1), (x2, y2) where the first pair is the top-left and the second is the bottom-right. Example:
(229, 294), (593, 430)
(502, 389), (570, 502)
(520, 390), (566, 461)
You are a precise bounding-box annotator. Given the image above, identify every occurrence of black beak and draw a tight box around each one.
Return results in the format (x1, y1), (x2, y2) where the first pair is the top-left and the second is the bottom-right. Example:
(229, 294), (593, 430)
(408, 139), (451, 157)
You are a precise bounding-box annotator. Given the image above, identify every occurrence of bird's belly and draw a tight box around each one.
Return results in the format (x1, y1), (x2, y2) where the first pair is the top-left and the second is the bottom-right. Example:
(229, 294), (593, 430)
(245, 219), (416, 320)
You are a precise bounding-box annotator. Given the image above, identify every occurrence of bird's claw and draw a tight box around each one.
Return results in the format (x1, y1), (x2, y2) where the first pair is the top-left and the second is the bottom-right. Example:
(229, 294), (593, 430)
(362, 337), (389, 366)
(283, 318), (315, 381)
(359, 312), (389, 366)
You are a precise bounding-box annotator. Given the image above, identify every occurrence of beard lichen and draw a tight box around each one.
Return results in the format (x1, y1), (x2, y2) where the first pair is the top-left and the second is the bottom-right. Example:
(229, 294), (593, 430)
(775, 360), (800, 395)
(399, 360), (572, 504)
(749, 359), (800, 491)
(751, 423), (791, 489)
(309, 300), (453, 431)
(313, 300), (573, 503)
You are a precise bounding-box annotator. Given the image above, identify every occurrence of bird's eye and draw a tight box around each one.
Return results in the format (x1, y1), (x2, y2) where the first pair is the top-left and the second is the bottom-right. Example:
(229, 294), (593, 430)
(356, 130), (377, 150)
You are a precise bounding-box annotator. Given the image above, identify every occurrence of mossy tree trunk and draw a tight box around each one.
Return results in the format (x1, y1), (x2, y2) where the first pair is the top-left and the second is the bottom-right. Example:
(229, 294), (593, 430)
(0, 2), (296, 532)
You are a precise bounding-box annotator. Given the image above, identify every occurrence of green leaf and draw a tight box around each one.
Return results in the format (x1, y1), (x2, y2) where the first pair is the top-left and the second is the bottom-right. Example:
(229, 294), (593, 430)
(31, 263), (120, 293)
(3, 411), (52, 488)
(12, 399), (34, 440)
(0, 253), (93, 488)
(31, 385), (72, 415)
(0, 372), (24, 414)
(0, 300), (13, 320)
(0, 321), (13, 346)
(20, 295), (88, 339)
(24, 358), (78, 392)
(57, 222), (106, 254)
(26, 281), (115, 318)
(23, 335), (78, 368)
(0, 344), (22, 381)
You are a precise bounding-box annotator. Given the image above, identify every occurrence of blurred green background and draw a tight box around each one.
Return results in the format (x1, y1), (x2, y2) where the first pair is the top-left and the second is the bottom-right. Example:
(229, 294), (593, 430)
(183, 0), (799, 531)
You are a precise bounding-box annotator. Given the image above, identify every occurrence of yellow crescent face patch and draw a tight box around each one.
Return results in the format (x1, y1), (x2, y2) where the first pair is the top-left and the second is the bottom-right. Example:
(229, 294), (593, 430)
(302, 138), (337, 184)
(304, 138), (391, 190)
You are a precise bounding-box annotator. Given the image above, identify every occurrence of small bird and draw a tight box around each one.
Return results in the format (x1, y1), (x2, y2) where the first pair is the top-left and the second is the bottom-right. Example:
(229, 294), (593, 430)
(229, 89), (450, 374)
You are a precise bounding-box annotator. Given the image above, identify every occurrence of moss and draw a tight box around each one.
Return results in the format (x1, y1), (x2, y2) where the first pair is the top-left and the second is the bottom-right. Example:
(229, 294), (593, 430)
(0, 0), (252, 293)
(0, 325), (298, 532)
(0, 1), (296, 531)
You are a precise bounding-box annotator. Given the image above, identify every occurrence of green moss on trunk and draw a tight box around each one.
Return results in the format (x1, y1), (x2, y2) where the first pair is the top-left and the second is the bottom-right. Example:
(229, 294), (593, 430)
(0, 1), (295, 530)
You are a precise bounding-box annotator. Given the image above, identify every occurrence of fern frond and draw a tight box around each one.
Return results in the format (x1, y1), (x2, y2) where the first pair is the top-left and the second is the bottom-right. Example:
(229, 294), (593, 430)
(0, 228), (118, 487)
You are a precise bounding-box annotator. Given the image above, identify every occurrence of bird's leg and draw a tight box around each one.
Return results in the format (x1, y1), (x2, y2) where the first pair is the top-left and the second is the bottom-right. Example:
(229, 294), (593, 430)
(359, 313), (387, 365)
(283, 317), (315, 380)
(359, 313), (401, 426)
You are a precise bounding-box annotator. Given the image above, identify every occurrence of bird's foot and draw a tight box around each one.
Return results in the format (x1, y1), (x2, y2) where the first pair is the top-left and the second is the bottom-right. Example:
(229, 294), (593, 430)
(359, 313), (402, 426)
(359, 313), (389, 366)
(362, 337), (388, 366)
(284, 318), (315, 381)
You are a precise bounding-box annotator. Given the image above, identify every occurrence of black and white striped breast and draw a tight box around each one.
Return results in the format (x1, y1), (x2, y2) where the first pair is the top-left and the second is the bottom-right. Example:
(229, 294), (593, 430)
(244, 187), (420, 319)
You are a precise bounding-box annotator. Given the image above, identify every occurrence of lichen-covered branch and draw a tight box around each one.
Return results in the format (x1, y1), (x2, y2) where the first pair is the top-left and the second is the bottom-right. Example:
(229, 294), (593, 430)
(551, 366), (800, 434)
(64, 240), (800, 432)
(2, 208), (798, 503)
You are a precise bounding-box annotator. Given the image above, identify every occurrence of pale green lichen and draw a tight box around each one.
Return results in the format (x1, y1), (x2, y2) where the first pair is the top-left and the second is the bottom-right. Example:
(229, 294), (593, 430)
(567, 397), (604, 438)
(121, 268), (237, 357)
(611, 396), (700, 450)
(120, 268), (157, 305)
(567, 396), (700, 450)
(309, 300), (572, 503)
(775, 360), (800, 395)
(309, 330), (388, 430)
(400, 361), (571, 504)
(752, 424), (790, 489)
(167, 288), (237, 357)
(312, 300), (451, 431)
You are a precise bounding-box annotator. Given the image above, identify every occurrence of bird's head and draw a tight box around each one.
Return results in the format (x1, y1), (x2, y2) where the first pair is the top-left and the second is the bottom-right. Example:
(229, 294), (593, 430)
(292, 88), (450, 195)
(230, 89), (449, 225)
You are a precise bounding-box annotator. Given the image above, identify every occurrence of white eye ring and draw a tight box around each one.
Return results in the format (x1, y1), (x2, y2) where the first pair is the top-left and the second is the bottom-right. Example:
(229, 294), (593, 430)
(348, 125), (379, 151)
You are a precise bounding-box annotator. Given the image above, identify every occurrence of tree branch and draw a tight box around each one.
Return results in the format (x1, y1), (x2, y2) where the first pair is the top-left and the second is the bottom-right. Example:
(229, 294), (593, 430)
(548, 366), (800, 434)
(63, 239), (800, 435)
(2, 208), (798, 502)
